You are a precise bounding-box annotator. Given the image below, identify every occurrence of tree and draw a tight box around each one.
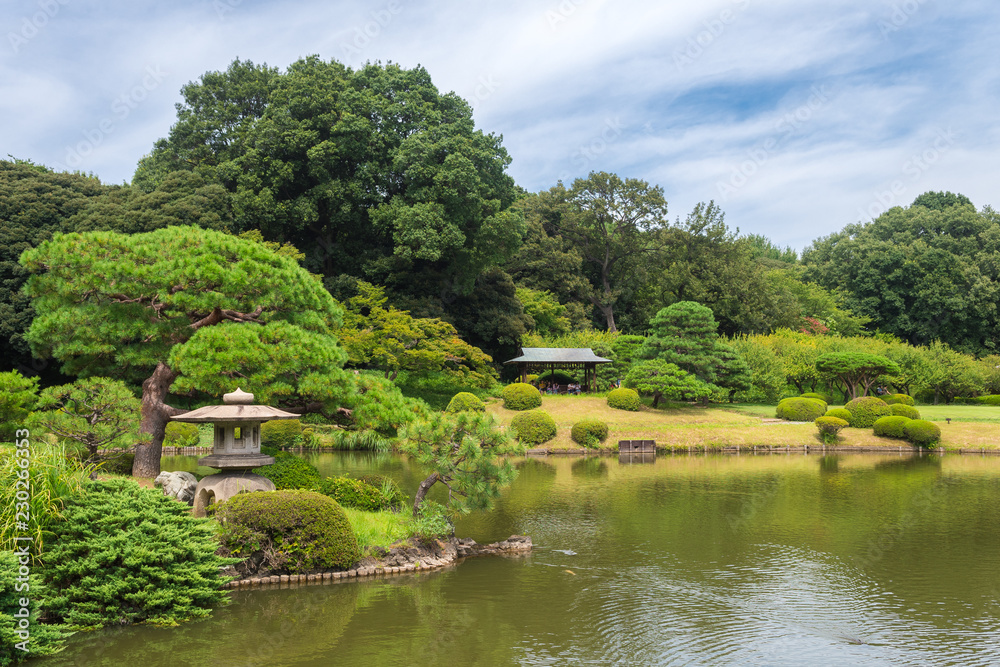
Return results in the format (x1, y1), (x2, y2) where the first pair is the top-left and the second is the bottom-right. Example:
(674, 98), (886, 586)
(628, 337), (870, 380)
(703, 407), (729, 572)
(815, 352), (900, 401)
(0, 370), (39, 442)
(516, 287), (572, 338)
(398, 411), (525, 519)
(922, 341), (986, 404)
(20, 226), (365, 477)
(623, 360), (714, 407)
(29, 377), (145, 462)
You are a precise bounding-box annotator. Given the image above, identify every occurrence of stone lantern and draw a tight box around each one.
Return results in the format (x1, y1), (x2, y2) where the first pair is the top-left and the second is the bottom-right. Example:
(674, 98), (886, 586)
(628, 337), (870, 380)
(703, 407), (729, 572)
(171, 387), (299, 517)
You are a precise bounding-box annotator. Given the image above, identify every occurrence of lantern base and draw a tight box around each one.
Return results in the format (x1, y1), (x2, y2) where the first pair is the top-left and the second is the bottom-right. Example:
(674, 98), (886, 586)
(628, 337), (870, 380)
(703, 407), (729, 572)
(192, 470), (275, 517)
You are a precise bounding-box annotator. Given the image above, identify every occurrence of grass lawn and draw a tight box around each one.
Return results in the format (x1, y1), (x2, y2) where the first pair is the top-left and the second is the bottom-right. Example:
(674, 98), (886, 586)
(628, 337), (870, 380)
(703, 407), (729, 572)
(488, 396), (1000, 452)
(342, 506), (416, 552)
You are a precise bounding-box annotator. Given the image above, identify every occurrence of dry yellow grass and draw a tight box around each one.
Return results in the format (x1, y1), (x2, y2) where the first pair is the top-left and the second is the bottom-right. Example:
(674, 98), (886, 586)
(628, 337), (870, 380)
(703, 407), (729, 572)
(487, 396), (1000, 452)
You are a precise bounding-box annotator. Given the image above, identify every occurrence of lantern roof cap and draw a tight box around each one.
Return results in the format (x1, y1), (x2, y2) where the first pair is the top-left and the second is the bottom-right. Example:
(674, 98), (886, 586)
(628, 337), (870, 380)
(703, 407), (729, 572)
(171, 388), (300, 423)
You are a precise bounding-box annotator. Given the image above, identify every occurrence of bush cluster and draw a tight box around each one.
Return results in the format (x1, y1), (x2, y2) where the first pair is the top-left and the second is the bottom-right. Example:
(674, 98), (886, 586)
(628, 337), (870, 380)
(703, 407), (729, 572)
(873, 415), (911, 439)
(510, 410), (558, 445)
(883, 393), (915, 406)
(261, 419), (303, 449)
(800, 392), (830, 403)
(607, 387), (642, 411)
(815, 416), (849, 443)
(316, 476), (400, 512)
(843, 397), (891, 428)
(254, 452), (321, 490)
(904, 420), (942, 448)
(446, 392), (486, 414)
(358, 474), (407, 509)
(41, 478), (233, 630)
(164, 421), (200, 447)
(776, 397), (827, 422)
(571, 419), (609, 448)
(502, 383), (542, 411)
(216, 489), (360, 574)
(890, 404), (921, 420)
(824, 407), (853, 422)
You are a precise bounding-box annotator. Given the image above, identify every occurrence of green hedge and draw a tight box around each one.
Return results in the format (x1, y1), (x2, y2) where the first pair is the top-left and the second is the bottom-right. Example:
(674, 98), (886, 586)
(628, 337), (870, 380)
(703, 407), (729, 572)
(502, 383), (542, 411)
(890, 404), (921, 420)
(41, 478), (232, 630)
(0, 552), (69, 663)
(164, 421), (200, 447)
(873, 415), (912, 439)
(446, 392), (486, 414)
(607, 388), (641, 411)
(216, 489), (360, 574)
(884, 393), (915, 406)
(905, 420), (942, 448)
(571, 419), (609, 448)
(358, 474), (407, 509)
(261, 419), (303, 449)
(824, 407), (853, 422)
(843, 397), (891, 428)
(776, 397), (827, 422)
(815, 416), (849, 443)
(254, 452), (321, 490)
(510, 410), (557, 445)
(316, 476), (390, 512)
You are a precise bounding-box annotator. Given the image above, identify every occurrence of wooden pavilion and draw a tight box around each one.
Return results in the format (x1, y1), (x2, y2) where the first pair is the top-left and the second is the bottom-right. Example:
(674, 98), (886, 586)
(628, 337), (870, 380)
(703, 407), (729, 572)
(504, 347), (613, 392)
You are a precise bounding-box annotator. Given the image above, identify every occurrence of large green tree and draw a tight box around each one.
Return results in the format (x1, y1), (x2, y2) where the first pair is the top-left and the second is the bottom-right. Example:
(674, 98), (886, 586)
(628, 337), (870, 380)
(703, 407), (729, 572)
(133, 57), (525, 338)
(20, 226), (382, 477)
(803, 192), (1000, 354)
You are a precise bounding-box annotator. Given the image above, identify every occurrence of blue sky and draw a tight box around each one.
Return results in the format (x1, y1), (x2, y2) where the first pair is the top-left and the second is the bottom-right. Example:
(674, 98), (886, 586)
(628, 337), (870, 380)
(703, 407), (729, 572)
(2, 0), (998, 251)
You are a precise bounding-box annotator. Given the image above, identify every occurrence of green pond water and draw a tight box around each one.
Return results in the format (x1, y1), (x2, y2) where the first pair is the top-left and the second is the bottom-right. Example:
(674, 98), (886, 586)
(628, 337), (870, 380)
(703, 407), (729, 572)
(42, 451), (1000, 666)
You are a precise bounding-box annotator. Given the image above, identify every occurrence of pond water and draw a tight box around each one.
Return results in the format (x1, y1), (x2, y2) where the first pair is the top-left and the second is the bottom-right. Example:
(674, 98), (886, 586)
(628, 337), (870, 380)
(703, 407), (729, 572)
(44, 451), (1000, 666)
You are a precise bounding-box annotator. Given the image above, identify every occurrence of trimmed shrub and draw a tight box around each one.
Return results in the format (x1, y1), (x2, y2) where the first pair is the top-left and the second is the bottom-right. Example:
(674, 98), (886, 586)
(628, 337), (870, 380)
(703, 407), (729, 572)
(446, 392), (486, 414)
(815, 416), (849, 443)
(890, 404), (921, 420)
(502, 383), (542, 411)
(261, 419), (303, 449)
(801, 392), (830, 403)
(776, 397), (827, 422)
(254, 452), (321, 490)
(164, 421), (200, 447)
(41, 478), (233, 630)
(571, 418), (609, 448)
(884, 393), (915, 406)
(824, 407), (853, 422)
(359, 474), (407, 509)
(316, 476), (388, 512)
(843, 396), (892, 428)
(217, 489), (360, 574)
(873, 415), (912, 439)
(1, 551), (70, 663)
(972, 395), (1000, 406)
(607, 387), (642, 411)
(510, 410), (558, 445)
(905, 420), (942, 448)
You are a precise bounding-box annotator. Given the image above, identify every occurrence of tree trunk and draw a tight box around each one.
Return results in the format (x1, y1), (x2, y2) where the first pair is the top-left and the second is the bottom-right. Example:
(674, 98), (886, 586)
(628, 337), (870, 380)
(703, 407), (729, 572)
(595, 302), (617, 333)
(412, 472), (441, 518)
(652, 391), (662, 408)
(132, 362), (184, 478)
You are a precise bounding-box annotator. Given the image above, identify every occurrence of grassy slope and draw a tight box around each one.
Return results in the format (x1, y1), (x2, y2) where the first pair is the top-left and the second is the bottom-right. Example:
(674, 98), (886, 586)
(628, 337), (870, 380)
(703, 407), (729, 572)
(488, 396), (1000, 452)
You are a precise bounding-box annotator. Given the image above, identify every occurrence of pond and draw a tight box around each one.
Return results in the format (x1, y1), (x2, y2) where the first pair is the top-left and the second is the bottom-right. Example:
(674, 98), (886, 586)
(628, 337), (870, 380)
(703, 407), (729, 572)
(45, 451), (1000, 666)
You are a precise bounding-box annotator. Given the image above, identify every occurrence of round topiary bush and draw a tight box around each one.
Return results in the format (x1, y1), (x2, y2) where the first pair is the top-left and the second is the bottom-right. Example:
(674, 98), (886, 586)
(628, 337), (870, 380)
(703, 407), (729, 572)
(904, 420), (942, 448)
(843, 396), (892, 428)
(316, 476), (389, 512)
(873, 415), (912, 439)
(824, 407), (853, 422)
(607, 387), (642, 411)
(776, 397), (827, 422)
(216, 489), (360, 574)
(502, 383), (542, 410)
(815, 416), (849, 443)
(510, 410), (558, 445)
(446, 392), (486, 414)
(254, 452), (321, 490)
(884, 393), (915, 406)
(801, 392), (830, 403)
(164, 421), (200, 447)
(890, 404), (921, 420)
(571, 418), (609, 448)
(261, 419), (303, 449)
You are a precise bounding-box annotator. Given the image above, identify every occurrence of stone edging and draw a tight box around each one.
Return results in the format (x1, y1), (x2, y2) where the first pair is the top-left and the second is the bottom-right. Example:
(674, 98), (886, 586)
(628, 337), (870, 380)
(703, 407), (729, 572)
(221, 535), (532, 590)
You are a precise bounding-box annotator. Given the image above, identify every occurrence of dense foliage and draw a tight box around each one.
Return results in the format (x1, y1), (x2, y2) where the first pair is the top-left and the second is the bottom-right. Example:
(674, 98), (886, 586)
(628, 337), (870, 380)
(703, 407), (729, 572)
(775, 397), (827, 422)
(814, 416), (848, 443)
(607, 388), (642, 411)
(904, 420), (942, 448)
(890, 404), (921, 420)
(570, 418), (609, 448)
(42, 478), (232, 630)
(260, 419), (303, 449)
(824, 408), (853, 422)
(843, 397), (892, 428)
(315, 476), (396, 512)
(884, 393), (915, 406)
(446, 392), (486, 414)
(164, 421), (200, 447)
(216, 489), (360, 573)
(254, 452), (321, 490)
(501, 383), (542, 410)
(0, 551), (70, 664)
(509, 410), (558, 445)
(0, 371), (38, 442)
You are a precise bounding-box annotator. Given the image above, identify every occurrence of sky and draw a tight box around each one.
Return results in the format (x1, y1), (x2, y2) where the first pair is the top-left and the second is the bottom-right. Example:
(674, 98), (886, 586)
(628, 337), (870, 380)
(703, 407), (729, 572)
(2, 0), (998, 251)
